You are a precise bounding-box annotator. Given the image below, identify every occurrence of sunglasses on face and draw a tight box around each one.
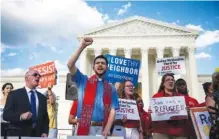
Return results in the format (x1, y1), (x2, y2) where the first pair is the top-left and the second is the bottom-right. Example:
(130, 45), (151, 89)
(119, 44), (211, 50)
(32, 73), (41, 77)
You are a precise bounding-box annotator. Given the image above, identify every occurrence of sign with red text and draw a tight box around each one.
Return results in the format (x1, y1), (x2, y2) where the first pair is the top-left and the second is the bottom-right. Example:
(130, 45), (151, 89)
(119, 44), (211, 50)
(29, 61), (57, 88)
(115, 99), (140, 120)
(190, 107), (212, 139)
(150, 96), (187, 121)
(156, 56), (186, 76)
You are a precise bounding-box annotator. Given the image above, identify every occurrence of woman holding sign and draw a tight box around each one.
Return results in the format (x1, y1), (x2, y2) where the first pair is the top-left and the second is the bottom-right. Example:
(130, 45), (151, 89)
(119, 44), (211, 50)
(113, 80), (143, 139)
(151, 73), (188, 139)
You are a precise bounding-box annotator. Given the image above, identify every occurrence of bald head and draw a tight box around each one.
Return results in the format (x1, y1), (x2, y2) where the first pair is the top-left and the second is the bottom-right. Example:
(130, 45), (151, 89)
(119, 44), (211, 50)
(25, 69), (41, 89)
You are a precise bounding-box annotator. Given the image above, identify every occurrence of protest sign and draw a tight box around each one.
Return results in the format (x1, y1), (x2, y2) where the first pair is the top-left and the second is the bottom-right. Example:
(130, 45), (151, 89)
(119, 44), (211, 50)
(105, 54), (140, 85)
(156, 56), (186, 76)
(115, 99), (140, 120)
(150, 96), (187, 121)
(29, 61), (57, 88)
(190, 107), (212, 139)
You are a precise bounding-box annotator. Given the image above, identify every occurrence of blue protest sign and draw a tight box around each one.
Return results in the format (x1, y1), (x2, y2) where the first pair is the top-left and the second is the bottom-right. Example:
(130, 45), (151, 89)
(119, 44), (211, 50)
(104, 54), (141, 86)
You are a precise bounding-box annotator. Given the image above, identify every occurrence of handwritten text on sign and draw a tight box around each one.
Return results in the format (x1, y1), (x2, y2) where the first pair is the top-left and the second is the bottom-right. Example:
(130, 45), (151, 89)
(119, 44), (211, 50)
(150, 96), (187, 121)
(156, 56), (186, 76)
(105, 54), (140, 85)
(190, 107), (212, 139)
(115, 99), (140, 120)
(29, 61), (57, 88)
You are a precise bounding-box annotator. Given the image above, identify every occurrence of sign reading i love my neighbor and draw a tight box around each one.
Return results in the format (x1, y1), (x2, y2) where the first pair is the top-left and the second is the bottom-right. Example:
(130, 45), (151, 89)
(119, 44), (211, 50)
(104, 54), (140, 86)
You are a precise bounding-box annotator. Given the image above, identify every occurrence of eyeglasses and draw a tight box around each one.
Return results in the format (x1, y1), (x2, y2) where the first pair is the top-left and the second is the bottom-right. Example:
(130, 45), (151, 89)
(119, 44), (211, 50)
(125, 85), (135, 88)
(165, 78), (174, 82)
(32, 73), (41, 77)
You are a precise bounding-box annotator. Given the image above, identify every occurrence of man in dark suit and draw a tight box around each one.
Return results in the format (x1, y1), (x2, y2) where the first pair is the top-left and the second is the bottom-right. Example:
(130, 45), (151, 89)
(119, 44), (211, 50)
(3, 69), (49, 137)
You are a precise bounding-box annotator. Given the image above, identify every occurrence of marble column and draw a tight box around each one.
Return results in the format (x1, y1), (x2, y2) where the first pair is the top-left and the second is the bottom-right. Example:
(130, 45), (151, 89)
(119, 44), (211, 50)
(124, 48), (132, 58)
(154, 48), (164, 93)
(94, 48), (102, 57)
(172, 47), (180, 57)
(141, 48), (149, 110)
(109, 48), (117, 56)
(187, 47), (199, 100)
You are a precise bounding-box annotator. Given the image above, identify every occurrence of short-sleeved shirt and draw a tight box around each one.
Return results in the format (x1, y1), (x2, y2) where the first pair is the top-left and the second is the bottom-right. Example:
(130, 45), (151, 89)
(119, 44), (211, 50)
(72, 69), (119, 122)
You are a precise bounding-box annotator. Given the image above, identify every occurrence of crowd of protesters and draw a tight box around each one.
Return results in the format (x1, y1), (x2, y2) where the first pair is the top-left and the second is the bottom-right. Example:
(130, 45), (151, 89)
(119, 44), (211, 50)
(0, 38), (218, 139)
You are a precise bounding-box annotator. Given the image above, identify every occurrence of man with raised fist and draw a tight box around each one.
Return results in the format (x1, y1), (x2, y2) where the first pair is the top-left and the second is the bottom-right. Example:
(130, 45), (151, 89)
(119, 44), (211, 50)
(67, 37), (119, 137)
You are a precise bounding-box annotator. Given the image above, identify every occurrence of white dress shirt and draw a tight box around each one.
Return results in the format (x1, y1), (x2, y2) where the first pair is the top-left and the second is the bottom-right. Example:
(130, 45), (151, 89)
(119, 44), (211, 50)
(25, 86), (39, 116)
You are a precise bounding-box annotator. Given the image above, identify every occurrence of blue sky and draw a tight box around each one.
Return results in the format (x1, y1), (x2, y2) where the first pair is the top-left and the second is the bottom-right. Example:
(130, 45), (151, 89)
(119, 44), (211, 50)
(1, 1), (219, 75)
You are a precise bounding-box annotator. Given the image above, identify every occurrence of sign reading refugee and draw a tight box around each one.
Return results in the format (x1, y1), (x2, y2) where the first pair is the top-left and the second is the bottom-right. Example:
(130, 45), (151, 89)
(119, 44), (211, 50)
(150, 96), (187, 121)
(29, 61), (57, 88)
(190, 107), (212, 139)
(115, 99), (140, 120)
(105, 54), (140, 85)
(156, 56), (186, 76)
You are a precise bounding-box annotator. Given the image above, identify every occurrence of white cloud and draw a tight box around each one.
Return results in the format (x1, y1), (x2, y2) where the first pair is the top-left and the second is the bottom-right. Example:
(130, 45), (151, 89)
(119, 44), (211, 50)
(54, 60), (68, 75)
(1, 68), (26, 76)
(2, 0), (105, 46)
(185, 24), (219, 47)
(8, 53), (17, 56)
(102, 14), (109, 21)
(117, 2), (131, 16)
(186, 24), (204, 31)
(196, 30), (219, 47)
(195, 52), (212, 59)
(171, 20), (180, 25)
(0, 47), (4, 54)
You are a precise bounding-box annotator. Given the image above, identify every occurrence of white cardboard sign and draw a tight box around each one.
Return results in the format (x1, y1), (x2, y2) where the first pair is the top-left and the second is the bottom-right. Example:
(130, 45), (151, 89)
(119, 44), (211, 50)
(150, 96), (187, 121)
(156, 56), (186, 76)
(115, 99), (140, 120)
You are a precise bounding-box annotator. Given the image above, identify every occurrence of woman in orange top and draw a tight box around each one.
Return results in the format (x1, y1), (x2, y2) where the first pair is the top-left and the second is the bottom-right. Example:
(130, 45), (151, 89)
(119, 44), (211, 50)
(151, 73), (188, 139)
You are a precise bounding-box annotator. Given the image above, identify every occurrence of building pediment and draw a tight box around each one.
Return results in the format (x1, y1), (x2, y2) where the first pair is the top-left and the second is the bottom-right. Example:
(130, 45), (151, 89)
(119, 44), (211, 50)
(80, 16), (199, 37)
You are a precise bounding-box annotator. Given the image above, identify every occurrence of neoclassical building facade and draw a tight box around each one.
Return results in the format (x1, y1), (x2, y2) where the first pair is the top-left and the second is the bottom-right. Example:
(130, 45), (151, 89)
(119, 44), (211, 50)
(77, 16), (200, 109)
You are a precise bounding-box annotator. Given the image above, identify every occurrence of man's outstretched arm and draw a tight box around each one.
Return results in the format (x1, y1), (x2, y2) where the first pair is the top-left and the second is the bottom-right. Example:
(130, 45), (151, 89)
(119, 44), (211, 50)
(67, 37), (93, 75)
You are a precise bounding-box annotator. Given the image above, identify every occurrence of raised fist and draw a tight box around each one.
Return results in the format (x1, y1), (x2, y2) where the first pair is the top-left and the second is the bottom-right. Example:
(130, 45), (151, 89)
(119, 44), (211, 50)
(81, 37), (93, 48)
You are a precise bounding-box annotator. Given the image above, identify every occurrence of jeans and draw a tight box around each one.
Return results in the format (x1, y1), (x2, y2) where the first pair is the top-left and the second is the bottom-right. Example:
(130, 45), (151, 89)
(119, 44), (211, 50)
(48, 128), (58, 138)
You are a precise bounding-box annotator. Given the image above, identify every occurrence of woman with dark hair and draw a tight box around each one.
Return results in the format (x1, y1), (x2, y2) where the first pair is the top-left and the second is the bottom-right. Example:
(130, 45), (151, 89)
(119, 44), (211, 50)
(0, 82), (14, 137)
(199, 82), (213, 107)
(151, 73), (188, 139)
(0, 83), (14, 106)
(112, 80), (143, 139)
(206, 70), (219, 139)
